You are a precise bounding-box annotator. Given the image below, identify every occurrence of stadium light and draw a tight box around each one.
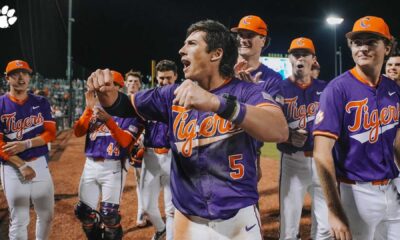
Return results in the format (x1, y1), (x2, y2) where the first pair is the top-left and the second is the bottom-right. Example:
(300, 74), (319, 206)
(326, 16), (344, 77)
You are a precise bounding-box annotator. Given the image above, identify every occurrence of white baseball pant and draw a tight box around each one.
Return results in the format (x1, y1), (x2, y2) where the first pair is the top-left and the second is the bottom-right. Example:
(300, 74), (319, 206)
(1, 155), (54, 240)
(140, 148), (174, 240)
(339, 180), (400, 240)
(174, 204), (262, 240)
(78, 157), (128, 209)
(279, 151), (330, 240)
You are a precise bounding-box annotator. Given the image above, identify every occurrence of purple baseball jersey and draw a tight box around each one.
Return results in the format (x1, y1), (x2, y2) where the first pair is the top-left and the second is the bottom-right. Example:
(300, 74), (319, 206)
(0, 93), (54, 161)
(252, 64), (282, 151)
(133, 78), (277, 220)
(84, 116), (143, 160)
(253, 63), (283, 98)
(313, 68), (400, 181)
(277, 78), (327, 153)
(143, 121), (170, 148)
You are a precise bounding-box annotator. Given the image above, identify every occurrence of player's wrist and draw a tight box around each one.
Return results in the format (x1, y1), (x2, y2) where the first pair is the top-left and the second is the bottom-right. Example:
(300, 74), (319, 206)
(216, 94), (246, 125)
(18, 162), (28, 171)
(24, 139), (32, 150)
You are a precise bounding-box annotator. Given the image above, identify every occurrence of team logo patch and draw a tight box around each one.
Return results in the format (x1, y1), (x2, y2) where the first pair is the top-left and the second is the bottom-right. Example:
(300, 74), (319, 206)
(129, 125), (138, 133)
(262, 91), (274, 102)
(315, 111), (324, 125)
(243, 16), (252, 25)
(15, 60), (23, 67)
(360, 17), (371, 29)
(296, 38), (305, 46)
(275, 94), (284, 105)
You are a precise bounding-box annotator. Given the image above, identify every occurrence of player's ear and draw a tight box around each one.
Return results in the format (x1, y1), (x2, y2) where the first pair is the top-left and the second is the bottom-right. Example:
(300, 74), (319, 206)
(210, 48), (223, 62)
(384, 45), (392, 56)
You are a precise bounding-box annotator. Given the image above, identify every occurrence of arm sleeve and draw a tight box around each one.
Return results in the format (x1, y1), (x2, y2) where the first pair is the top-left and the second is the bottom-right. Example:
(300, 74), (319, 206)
(73, 108), (93, 137)
(132, 85), (176, 123)
(312, 84), (344, 140)
(39, 122), (56, 143)
(103, 92), (138, 118)
(0, 133), (10, 161)
(105, 118), (135, 148)
(39, 97), (56, 143)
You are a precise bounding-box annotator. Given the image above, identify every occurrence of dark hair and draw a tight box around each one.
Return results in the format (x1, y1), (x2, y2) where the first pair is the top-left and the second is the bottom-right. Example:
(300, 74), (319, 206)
(186, 20), (238, 78)
(125, 70), (142, 83)
(155, 60), (177, 74)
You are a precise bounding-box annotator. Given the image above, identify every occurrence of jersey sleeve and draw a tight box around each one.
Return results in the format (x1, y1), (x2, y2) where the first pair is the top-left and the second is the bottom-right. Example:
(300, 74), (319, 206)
(312, 84), (344, 140)
(108, 117), (144, 148)
(242, 83), (280, 109)
(133, 84), (176, 123)
(41, 97), (55, 122)
(259, 73), (283, 98)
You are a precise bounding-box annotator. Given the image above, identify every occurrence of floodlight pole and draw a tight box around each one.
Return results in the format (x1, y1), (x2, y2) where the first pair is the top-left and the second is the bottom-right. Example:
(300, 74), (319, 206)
(67, 0), (74, 127)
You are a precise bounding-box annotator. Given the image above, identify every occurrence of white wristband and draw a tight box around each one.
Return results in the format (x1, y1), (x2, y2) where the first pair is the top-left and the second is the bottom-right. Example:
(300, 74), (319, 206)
(18, 163), (28, 171)
(24, 139), (32, 149)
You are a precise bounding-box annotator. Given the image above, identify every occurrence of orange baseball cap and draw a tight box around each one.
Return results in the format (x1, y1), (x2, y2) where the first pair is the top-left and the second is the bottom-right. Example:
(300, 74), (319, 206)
(111, 70), (125, 88)
(288, 37), (315, 55)
(5, 60), (33, 75)
(231, 15), (268, 36)
(345, 16), (392, 40)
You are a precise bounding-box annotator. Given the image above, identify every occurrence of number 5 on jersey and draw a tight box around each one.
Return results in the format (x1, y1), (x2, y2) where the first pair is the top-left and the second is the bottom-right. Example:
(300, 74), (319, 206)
(229, 154), (244, 179)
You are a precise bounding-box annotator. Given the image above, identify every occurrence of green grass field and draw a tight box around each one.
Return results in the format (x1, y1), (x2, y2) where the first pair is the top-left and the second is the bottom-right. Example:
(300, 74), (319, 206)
(260, 142), (280, 160)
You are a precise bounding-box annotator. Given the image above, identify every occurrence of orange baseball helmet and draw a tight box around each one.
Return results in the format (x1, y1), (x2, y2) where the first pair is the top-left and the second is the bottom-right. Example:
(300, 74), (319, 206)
(231, 15), (268, 36)
(111, 70), (125, 88)
(288, 37), (315, 55)
(345, 16), (392, 40)
(5, 60), (33, 75)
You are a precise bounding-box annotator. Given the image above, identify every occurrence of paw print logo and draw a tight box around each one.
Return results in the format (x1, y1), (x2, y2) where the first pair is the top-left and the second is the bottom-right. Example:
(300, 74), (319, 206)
(0, 5), (18, 29)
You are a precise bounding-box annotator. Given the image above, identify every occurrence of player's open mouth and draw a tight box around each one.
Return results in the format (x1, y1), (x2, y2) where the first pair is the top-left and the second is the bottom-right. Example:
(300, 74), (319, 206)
(297, 64), (304, 69)
(182, 59), (191, 71)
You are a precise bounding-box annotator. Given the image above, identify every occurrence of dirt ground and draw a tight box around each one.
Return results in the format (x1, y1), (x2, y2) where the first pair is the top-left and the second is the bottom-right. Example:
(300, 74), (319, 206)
(0, 130), (311, 239)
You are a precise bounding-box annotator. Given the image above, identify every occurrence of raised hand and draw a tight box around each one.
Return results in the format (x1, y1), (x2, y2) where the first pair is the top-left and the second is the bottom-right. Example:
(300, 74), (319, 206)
(85, 90), (97, 110)
(94, 106), (112, 122)
(173, 80), (220, 112)
(86, 69), (119, 107)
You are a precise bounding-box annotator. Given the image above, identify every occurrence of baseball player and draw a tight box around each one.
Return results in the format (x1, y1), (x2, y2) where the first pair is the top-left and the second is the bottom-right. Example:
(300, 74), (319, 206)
(0, 60), (56, 240)
(385, 54), (400, 85)
(277, 38), (330, 239)
(313, 16), (400, 240)
(73, 70), (144, 240)
(124, 70), (148, 227)
(231, 15), (283, 182)
(231, 15), (282, 94)
(87, 20), (288, 240)
(140, 60), (177, 240)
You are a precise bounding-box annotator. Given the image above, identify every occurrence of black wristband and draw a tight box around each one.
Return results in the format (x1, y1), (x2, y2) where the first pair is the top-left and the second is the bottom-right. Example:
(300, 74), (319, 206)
(217, 94), (237, 120)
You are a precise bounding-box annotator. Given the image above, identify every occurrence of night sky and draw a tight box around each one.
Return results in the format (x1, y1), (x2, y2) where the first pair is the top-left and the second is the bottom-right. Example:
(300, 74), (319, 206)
(0, 0), (398, 82)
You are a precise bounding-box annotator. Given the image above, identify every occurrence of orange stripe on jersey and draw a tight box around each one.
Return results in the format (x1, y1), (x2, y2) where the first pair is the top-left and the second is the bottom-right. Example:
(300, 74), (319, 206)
(105, 118), (134, 148)
(73, 108), (93, 137)
(313, 130), (339, 140)
(256, 103), (280, 110)
(130, 94), (146, 121)
(7, 93), (29, 105)
(0, 133), (10, 160)
(350, 67), (381, 88)
(172, 105), (188, 112)
(40, 121), (56, 143)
